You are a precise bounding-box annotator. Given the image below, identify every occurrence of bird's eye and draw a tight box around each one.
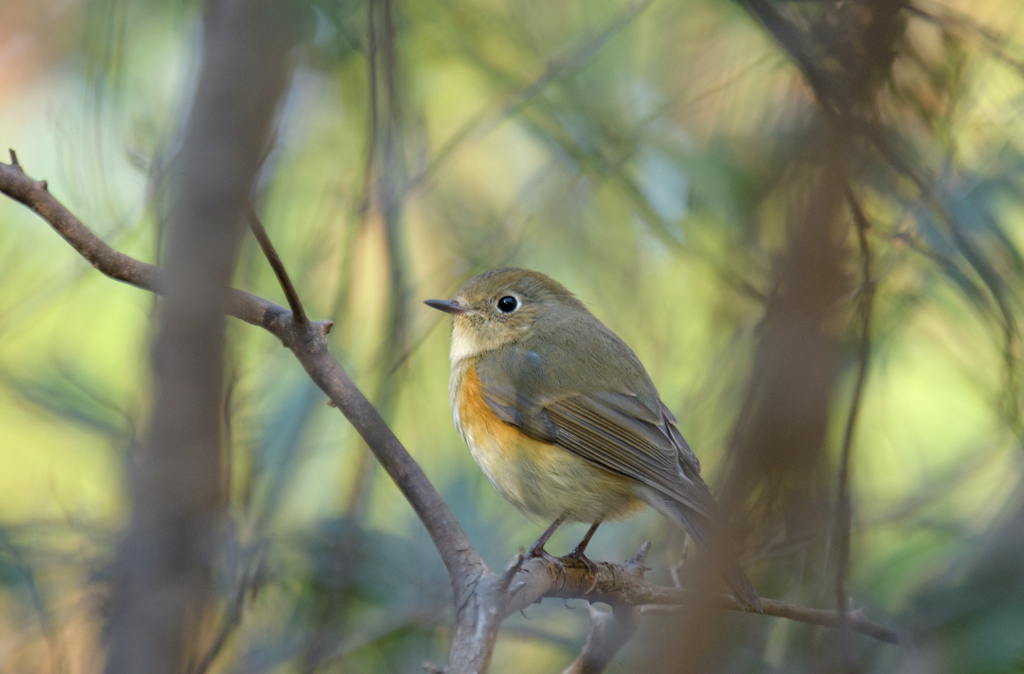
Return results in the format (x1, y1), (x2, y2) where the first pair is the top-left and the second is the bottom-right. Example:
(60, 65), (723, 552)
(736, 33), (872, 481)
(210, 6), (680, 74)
(497, 296), (519, 313)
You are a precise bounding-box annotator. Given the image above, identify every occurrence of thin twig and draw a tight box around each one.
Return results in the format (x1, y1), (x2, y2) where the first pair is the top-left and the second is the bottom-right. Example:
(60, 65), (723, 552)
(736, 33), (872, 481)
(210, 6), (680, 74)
(407, 0), (657, 192)
(909, 3), (1024, 76)
(835, 181), (876, 617)
(345, 0), (412, 521)
(870, 131), (1021, 426)
(191, 555), (262, 674)
(244, 202), (308, 325)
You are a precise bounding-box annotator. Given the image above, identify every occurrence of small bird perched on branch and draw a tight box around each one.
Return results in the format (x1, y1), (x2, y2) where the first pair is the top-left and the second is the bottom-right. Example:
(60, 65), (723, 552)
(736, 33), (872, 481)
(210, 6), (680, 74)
(426, 268), (760, 611)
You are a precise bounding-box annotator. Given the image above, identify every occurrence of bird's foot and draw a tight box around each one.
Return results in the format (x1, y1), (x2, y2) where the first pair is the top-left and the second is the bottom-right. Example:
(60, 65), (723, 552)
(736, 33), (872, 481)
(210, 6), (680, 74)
(527, 542), (567, 591)
(565, 546), (600, 594)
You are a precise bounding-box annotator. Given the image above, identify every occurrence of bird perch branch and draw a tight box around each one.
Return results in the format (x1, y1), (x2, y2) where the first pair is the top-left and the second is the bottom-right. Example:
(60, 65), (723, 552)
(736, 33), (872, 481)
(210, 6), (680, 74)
(0, 155), (903, 673)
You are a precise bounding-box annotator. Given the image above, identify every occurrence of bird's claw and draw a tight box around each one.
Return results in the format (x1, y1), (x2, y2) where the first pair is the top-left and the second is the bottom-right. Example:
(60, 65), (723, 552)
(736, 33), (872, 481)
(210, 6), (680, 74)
(566, 548), (600, 594)
(527, 544), (567, 591)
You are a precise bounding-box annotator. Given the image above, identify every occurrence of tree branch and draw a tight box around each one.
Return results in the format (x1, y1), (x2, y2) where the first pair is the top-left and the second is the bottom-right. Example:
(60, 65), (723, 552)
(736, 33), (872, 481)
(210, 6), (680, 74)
(0, 154), (488, 664)
(502, 546), (903, 646)
(560, 604), (641, 674)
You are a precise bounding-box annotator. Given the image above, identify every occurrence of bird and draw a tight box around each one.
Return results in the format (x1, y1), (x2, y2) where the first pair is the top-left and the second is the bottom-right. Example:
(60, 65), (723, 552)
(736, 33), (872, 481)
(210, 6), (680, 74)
(425, 267), (760, 610)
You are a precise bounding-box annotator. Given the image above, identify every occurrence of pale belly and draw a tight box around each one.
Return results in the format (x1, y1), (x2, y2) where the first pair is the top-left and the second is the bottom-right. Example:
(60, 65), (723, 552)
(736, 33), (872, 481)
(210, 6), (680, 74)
(464, 428), (645, 523)
(452, 361), (644, 524)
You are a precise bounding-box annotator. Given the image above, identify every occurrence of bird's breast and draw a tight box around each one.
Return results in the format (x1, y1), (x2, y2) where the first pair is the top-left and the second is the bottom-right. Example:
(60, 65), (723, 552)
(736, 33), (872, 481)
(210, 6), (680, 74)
(449, 360), (644, 523)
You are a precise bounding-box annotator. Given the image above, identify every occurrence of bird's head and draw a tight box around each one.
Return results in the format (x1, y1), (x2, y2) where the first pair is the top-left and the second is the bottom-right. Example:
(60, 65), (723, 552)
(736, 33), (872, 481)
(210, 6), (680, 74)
(425, 268), (584, 363)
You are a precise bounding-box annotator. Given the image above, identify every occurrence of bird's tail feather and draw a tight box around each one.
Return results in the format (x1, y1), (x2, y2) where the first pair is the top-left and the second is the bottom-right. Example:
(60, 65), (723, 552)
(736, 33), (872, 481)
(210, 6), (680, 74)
(640, 489), (762, 613)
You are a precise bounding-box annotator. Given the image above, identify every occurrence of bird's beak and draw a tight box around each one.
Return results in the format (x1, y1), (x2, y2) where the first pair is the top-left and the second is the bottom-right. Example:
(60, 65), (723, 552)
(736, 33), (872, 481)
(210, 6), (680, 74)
(424, 299), (470, 315)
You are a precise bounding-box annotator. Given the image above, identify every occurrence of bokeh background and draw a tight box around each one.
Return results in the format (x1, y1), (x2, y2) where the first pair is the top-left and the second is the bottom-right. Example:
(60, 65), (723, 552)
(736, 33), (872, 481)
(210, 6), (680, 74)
(3, 0), (1024, 671)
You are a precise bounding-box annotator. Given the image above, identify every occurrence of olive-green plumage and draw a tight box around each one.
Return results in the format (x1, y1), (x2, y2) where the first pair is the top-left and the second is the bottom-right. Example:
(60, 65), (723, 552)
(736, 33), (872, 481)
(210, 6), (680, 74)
(427, 267), (760, 610)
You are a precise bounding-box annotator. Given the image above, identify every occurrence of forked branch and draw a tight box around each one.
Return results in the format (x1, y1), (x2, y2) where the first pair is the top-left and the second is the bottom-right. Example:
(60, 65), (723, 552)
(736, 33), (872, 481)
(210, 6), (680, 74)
(0, 151), (485, 597)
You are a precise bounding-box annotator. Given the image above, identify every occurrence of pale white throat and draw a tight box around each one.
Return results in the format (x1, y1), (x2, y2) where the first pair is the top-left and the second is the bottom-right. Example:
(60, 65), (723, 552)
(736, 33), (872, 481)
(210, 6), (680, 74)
(449, 317), (489, 365)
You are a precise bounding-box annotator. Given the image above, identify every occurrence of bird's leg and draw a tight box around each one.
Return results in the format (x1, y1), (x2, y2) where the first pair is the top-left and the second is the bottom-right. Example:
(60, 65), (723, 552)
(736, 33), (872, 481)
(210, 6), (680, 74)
(528, 514), (566, 555)
(566, 519), (603, 594)
(568, 519), (602, 559)
(527, 513), (567, 590)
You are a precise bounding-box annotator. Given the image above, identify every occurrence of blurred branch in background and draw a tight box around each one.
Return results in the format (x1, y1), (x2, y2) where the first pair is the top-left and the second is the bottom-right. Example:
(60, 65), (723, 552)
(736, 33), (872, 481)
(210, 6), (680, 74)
(656, 0), (902, 671)
(101, 2), (296, 674)
(836, 181), (876, 618)
(343, 0), (414, 524)
(407, 0), (656, 194)
(559, 604), (640, 674)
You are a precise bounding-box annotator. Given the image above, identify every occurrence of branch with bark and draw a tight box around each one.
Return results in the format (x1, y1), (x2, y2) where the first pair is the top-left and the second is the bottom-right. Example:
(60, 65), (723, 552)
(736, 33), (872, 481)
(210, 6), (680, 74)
(0, 156), (902, 673)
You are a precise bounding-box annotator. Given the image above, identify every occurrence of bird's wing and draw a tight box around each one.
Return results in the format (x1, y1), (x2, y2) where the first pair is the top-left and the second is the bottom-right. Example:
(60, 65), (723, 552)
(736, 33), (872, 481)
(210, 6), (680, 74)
(478, 374), (714, 519)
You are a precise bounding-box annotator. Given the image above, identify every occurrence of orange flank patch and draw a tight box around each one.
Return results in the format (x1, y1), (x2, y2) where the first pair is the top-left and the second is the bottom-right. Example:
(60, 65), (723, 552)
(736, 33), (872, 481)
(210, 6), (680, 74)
(456, 364), (535, 457)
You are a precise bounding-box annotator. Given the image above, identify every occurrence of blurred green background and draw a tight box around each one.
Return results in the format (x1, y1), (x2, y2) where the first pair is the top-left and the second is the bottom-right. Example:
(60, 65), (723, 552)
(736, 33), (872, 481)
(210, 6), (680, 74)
(3, 0), (1024, 671)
